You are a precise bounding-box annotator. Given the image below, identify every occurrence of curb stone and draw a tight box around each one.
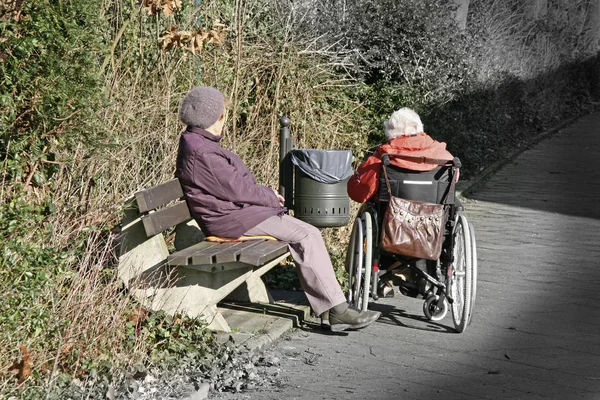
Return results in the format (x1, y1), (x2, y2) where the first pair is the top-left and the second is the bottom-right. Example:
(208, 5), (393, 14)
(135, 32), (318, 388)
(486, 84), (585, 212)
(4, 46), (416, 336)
(217, 291), (313, 352)
(456, 114), (582, 199)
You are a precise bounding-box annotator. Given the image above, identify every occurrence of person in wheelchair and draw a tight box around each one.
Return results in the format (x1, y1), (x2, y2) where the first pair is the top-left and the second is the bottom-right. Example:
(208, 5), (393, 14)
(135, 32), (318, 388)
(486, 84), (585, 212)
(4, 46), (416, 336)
(347, 107), (456, 204)
(347, 107), (458, 298)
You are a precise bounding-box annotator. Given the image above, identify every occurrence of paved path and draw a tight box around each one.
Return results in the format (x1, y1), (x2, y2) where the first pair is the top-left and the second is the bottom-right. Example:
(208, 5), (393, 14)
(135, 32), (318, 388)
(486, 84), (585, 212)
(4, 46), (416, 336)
(215, 113), (600, 399)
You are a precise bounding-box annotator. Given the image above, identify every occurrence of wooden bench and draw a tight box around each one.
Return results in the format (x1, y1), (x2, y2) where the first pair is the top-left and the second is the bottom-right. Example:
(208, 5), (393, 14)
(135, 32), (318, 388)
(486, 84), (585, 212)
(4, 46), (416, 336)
(118, 178), (290, 332)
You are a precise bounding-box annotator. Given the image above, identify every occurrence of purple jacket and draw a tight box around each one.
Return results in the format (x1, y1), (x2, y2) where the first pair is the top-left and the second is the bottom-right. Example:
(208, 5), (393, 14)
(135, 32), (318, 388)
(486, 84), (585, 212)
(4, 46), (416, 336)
(175, 127), (284, 238)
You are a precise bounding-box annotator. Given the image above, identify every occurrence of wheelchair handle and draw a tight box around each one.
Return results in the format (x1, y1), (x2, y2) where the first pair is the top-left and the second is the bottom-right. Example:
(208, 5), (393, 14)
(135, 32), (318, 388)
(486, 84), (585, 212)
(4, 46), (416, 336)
(381, 153), (457, 167)
(382, 154), (391, 166)
(381, 153), (462, 169)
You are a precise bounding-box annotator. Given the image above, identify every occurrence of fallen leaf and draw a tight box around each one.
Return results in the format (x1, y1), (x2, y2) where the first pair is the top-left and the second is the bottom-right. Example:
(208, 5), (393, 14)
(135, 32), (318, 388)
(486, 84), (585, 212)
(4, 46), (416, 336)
(128, 307), (148, 324)
(7, 344), (33, 384)
(162, 0), (182, 15)
(60, 344), (74, 355)
(143, 0), (160, 15)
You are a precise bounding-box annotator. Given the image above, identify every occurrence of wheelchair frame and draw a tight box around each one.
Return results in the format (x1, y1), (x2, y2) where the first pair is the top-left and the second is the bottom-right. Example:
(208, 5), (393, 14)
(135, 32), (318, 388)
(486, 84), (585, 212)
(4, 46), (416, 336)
(346, 154), (478, 333)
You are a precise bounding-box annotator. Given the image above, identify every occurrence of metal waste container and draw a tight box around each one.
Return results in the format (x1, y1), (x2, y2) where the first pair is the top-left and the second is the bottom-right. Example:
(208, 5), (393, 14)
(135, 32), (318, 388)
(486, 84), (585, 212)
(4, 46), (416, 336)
(290, 149), (353, 227)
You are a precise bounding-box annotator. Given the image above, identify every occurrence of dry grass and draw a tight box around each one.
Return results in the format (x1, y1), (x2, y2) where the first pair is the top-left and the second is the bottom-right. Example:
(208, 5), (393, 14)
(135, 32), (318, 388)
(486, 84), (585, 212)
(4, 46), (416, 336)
(42, 231), (140, 388)
(472, 0), (593, 81)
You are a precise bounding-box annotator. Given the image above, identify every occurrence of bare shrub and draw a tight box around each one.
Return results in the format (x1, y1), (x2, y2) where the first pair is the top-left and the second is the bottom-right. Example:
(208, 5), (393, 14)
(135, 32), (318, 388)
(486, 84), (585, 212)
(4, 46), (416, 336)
(468, 0), (594, 81)
(43, 230), (140, 387)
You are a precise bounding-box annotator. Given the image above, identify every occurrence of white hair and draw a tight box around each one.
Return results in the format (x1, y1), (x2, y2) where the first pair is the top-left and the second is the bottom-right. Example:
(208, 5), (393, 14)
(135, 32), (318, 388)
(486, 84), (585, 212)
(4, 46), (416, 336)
(384, 107), (424, 140)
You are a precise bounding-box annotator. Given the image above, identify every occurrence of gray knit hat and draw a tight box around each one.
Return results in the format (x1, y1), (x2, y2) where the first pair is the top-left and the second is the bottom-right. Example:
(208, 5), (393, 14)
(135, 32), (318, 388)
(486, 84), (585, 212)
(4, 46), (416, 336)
(179, 86), (225, 129)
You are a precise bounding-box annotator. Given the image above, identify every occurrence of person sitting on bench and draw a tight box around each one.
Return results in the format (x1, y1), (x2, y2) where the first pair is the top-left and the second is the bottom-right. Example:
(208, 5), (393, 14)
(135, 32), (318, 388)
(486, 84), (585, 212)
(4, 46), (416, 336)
(175, 86), (380, 332)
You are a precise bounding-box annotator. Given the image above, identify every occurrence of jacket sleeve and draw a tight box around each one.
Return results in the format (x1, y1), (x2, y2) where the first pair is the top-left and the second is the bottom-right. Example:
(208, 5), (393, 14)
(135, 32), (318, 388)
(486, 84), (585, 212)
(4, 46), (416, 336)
(347, 155), (381, 203)
(200, 152), (281, 208)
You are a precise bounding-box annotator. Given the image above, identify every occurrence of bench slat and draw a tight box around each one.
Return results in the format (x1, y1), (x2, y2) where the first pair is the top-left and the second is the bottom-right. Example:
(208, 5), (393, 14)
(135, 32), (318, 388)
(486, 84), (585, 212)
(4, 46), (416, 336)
(141, 201), (191, 237)
(167, 241), (219, 266)
(213, 241), (268, 263)
(189, 241), (248, 265)
(172, 242), (224, 266)
(239, 241), (289, 266)
(135, 178), (184, 213)
(170, 240), (289, 267)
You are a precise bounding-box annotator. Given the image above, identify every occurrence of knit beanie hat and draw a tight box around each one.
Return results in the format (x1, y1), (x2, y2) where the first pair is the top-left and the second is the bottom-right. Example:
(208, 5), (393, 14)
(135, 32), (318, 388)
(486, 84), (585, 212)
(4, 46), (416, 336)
(179, 86), (225, 129)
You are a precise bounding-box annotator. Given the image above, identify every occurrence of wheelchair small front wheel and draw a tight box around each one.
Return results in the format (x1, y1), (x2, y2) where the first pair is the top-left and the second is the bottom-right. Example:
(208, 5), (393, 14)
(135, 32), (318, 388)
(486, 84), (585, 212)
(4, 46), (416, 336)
(423, 295), (448, 321)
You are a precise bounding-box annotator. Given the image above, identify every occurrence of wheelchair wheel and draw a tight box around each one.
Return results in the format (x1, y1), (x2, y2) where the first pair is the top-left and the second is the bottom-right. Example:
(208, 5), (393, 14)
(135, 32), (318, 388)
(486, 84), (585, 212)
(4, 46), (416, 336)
(468, 221), (478, 326)
(449, 215), (474, 333)
(423, 294), (448, 321)
(346, 207), (374, 311)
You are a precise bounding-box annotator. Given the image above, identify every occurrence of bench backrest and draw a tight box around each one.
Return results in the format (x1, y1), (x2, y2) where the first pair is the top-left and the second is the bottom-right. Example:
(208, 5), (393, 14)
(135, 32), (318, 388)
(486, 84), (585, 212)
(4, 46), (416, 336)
(134, 178), (191, 237)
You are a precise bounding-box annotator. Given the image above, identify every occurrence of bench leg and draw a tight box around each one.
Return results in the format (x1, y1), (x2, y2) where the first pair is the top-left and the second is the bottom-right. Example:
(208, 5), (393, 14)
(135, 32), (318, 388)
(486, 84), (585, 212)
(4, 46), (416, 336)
(118, 205), (170, 289)
(148, 266), (254, 332)
(226, 274), (272, 303)
(225, 253), (290, 304)
(201, 304), (231, 332)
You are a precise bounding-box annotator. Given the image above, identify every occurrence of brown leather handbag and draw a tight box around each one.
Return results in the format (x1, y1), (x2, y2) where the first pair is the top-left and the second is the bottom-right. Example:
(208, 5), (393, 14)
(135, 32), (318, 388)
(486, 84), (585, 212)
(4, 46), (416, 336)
(379, 158), (447, 260)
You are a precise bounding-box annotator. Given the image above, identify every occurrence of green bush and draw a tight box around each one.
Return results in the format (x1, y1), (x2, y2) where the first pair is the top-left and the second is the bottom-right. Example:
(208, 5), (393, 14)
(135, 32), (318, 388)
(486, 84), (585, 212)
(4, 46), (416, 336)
(0, 194), (66, 346)
(0, 0), (106, 184)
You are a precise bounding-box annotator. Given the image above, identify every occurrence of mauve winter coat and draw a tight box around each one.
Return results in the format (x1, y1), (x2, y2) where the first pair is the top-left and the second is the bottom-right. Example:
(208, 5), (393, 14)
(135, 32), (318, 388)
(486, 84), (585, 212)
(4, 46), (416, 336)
(175, 127), (285, 238)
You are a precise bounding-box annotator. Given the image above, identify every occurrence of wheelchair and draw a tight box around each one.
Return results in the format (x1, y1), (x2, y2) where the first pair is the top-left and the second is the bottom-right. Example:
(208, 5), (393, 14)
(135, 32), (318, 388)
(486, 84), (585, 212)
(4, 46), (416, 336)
(345, 154), (478, 333)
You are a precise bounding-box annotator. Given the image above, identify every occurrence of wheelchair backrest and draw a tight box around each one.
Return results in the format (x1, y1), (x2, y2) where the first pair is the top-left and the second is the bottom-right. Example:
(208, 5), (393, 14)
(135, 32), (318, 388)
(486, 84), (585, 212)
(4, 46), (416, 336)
(377, 164), (456, 205)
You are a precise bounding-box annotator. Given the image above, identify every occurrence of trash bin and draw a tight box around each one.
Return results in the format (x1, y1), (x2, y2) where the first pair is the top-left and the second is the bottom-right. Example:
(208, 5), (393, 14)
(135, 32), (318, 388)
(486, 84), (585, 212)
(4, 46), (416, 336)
(290, 149), (353, 227)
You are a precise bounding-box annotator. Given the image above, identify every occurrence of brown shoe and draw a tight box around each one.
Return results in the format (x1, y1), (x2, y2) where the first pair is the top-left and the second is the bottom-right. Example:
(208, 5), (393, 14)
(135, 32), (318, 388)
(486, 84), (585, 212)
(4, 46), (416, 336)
(329, 306), (381, 332)
(378, 280), (395, 298)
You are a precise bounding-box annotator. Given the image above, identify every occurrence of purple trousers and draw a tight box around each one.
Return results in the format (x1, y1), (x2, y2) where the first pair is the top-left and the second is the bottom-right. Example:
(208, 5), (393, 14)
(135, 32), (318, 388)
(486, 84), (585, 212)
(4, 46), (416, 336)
(244, 214), (347, 315)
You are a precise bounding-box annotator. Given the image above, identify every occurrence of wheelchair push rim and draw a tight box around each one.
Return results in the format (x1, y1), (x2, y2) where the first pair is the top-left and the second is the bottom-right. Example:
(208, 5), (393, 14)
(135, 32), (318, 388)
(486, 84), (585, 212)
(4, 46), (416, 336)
(346, 207), (374, 311)
(468, 220), (478, 326)
(449, 214), (474, 333)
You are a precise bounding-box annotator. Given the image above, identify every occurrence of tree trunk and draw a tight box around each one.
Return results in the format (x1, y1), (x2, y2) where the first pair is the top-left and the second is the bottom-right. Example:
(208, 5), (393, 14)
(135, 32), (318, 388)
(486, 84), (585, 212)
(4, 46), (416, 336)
(452, 0), (469, 31)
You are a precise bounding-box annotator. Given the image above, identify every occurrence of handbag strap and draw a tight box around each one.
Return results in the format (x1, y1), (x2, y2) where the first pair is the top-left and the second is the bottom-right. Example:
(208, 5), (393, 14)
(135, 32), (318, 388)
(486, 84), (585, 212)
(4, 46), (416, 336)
(381, 161), (394, 195)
